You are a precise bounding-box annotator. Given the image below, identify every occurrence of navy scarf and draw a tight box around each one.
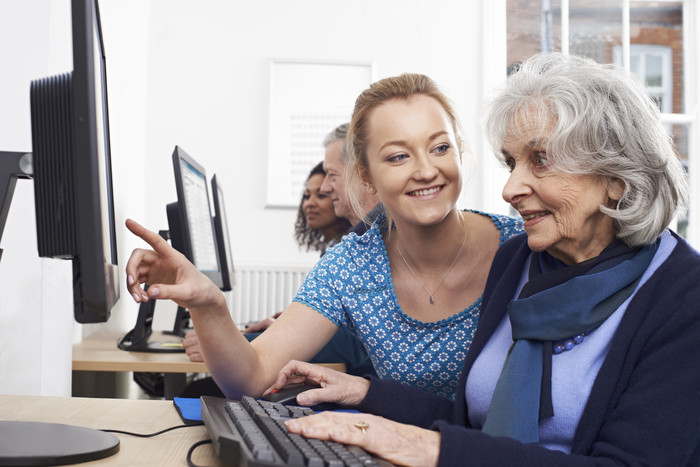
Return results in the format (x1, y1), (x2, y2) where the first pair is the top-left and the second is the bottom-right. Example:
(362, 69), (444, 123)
(481, 239), (659, 443)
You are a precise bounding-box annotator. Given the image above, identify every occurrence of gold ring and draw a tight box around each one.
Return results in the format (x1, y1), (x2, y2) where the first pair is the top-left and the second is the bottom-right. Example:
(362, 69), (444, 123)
(354, 421), (369, 433)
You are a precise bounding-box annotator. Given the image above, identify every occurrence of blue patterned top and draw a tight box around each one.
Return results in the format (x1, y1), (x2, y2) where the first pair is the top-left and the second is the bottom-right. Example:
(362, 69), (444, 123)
(293, 210), (523, 400)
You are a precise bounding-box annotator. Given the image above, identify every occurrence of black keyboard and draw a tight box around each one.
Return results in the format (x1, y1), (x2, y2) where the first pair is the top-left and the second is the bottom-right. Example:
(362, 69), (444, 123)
(200, 395), (394, 466)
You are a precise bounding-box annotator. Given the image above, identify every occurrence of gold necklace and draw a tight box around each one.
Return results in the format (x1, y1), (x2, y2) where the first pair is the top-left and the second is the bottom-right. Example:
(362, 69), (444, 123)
(395, 218), (467, 305)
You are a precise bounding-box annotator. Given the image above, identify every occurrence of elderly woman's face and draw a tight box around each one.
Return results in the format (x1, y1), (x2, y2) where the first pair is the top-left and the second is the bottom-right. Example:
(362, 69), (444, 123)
(500, 112), (620, 265)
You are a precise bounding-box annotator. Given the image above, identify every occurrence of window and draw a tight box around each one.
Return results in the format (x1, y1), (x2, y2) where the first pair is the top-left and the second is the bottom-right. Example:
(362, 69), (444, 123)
(614, 45), (673, 113)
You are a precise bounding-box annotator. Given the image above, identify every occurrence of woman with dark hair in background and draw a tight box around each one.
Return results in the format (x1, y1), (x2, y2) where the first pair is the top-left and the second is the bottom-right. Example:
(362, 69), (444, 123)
(295, 161), (351, 254)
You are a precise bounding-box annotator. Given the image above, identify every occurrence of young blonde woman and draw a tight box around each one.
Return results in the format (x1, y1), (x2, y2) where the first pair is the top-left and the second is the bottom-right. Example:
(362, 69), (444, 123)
(125, 73), (522, 400)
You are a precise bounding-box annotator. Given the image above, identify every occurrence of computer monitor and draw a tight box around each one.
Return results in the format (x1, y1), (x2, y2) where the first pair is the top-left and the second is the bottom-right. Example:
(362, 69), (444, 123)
(0, 0), (121, 464)
(30, 0), (119, 323)
(169, 146), (223, 288)
(211, 174), (235, 292)
(165, 147), (223, 338)
(118, 146), (226, 352)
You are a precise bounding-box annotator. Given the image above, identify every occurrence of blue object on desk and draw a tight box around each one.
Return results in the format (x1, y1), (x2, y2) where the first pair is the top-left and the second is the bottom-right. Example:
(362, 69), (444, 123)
(173, 397), (202, 424)
(173, 396), (360, 426)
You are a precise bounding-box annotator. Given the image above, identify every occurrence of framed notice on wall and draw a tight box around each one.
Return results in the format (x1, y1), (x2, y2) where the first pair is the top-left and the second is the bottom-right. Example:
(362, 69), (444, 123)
(266, 60), (374, 208)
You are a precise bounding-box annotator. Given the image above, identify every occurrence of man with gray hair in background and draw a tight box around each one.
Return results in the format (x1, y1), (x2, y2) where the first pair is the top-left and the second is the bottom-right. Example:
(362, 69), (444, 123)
(321, 123), (382, 237)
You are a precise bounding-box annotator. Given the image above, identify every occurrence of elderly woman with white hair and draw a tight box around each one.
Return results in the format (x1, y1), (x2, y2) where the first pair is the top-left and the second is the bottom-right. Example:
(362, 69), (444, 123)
(268, 52), (700, 466)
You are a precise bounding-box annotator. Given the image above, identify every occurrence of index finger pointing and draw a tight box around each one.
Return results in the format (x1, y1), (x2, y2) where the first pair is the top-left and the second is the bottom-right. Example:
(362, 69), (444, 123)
(125, 219), (170, 254)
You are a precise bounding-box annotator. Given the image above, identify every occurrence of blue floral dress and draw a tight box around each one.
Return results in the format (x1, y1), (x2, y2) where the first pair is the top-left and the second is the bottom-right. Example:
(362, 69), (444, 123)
(293, 210), (523, 400)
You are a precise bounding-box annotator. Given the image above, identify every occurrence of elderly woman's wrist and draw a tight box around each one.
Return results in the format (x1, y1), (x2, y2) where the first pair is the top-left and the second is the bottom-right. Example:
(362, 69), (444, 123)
(348, 376), (371, 406)
(424, 429), (441, 467)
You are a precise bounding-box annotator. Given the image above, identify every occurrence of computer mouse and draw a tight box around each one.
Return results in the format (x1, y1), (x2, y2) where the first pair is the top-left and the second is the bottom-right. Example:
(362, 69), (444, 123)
(261, 383), (321, 405)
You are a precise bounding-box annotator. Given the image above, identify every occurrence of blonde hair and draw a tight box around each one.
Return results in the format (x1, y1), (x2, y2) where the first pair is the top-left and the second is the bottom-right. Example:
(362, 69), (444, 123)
(346, 73), (471, 225)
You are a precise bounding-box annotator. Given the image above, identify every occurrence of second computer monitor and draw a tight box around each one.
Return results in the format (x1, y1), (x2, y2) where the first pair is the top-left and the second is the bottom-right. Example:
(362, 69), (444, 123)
(211, 174), (235, 292)
(169, 145), (223, 289)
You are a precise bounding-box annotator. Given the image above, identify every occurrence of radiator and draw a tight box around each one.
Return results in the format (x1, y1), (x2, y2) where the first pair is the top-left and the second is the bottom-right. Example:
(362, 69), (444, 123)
(229, 264), (312, 325)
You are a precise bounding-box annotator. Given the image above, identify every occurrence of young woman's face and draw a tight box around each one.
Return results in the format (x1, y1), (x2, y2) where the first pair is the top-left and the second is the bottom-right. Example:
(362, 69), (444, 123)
(302, 173), (339, 230)
(363, 95), (462, 228)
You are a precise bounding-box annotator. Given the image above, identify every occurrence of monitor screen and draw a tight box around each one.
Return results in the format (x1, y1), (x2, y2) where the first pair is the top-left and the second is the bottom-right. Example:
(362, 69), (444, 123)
(170, 146), (223, 288)
(211, 174), (235, 291)
(29, 0), (119, 323)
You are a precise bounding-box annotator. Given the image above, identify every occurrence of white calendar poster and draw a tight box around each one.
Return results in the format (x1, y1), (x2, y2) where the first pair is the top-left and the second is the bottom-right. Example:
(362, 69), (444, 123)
(266, 60), (374, 208)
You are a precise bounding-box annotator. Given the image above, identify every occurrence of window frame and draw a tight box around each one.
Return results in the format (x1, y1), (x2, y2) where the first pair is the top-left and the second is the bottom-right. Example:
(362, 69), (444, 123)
(614, 44), (673, 113)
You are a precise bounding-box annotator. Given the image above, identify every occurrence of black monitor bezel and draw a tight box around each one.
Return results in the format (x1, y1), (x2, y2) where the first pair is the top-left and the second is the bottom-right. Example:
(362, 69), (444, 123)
(211, 174), (235, 292)
(71, 0), (119, 321)
(170, 145), (223, 288)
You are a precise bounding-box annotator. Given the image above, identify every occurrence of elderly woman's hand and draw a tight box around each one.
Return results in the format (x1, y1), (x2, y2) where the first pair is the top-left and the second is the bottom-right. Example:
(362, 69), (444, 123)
(264, 360), (370, 407)
(285, 411), (440, 467)
(125, 219), (225, 311)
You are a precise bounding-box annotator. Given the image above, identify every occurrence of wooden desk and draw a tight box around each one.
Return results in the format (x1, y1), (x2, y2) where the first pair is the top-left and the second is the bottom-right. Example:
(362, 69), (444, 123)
(73, 330), (206, 373)
(73, 330), (205, 399)
(0, 394), (225, 466)
(73, 330), (346, 398)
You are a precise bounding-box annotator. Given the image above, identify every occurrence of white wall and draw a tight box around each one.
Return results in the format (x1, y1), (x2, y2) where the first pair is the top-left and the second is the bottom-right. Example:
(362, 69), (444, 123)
(0, 0), (509, 396)
(0, 0), (75, 396)
(138, 0), (492, 265)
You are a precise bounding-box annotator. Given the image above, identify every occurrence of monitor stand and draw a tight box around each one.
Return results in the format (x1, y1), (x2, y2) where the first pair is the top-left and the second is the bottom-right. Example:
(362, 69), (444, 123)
(0, 151), (33, 263)
(0, 420), (119, 465)
(117, 230), (192, 353)
(117, 294), (189, 353)
(164, 305), (191, 339)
